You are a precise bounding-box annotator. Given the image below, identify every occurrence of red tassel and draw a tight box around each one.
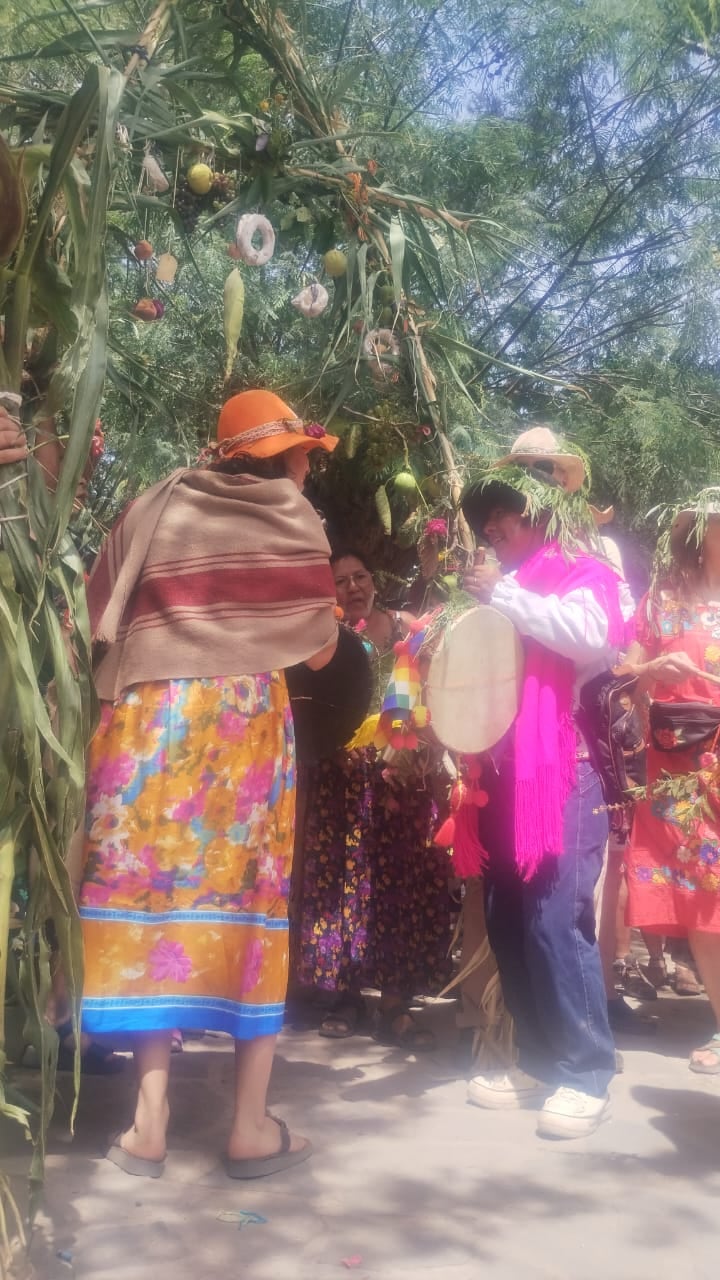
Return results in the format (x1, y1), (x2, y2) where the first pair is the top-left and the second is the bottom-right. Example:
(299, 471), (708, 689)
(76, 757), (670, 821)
(434, 815), (456, 848)
(434, 756), (489, 873)
(452, 803), (487, 878)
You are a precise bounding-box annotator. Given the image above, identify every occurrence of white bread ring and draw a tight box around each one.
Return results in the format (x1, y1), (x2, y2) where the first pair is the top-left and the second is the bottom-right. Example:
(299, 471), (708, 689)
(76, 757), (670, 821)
(363, 327), (400, 361)
(292, 282), (329, 318)
(235, 213), (276, 266)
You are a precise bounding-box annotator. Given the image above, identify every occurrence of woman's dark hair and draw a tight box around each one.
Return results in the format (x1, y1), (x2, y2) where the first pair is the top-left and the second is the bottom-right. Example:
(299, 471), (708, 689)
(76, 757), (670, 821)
(208, 455), (287, 480)
(330, 547), (372, 571)
(673, 520), (703, 578)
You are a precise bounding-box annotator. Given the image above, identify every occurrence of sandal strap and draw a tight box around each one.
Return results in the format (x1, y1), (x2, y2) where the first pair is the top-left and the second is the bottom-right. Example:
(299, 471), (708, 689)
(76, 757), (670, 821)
(266, 1113), (291, 1154)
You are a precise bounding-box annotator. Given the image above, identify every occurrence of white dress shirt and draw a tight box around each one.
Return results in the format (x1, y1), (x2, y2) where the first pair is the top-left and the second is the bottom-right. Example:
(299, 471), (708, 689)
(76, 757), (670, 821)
(489, 572), (635, 704)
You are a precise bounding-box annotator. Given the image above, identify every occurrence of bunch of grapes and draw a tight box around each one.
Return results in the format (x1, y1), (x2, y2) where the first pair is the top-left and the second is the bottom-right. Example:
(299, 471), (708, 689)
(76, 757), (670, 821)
(211, 171), (236, 199)
(173, 185), (207, 234)
(363, 426), (405, 480)
(174, 172), (237, 233)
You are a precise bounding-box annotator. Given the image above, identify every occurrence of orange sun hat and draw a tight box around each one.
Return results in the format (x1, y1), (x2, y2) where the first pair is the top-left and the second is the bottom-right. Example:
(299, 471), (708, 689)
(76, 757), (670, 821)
(214, 389), (339, 460)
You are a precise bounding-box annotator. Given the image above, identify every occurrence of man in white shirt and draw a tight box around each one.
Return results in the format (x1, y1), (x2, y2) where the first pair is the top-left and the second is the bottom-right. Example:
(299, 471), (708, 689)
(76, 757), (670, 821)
(459, 438), (624, 1139)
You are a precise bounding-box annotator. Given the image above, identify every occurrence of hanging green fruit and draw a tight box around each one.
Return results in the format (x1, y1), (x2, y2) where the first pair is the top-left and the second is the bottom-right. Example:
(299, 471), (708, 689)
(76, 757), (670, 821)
(344, 422), (362, 459)
(393, 470), (417, 493)
(375, 484), (392, 534)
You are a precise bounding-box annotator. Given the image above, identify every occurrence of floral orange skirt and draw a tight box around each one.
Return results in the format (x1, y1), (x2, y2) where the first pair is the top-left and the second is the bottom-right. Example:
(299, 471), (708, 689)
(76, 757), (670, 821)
(627, 743), (720, 936)
(79, 674), (295, 1039)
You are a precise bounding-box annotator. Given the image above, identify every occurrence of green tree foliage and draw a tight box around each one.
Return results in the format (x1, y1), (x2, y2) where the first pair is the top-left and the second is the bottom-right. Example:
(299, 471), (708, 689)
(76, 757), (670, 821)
(6, 2), (720, 1254)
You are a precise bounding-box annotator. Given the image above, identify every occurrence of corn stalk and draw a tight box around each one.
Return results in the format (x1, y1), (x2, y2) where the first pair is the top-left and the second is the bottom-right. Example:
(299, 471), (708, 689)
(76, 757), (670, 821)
(0, 3), (175, 1268)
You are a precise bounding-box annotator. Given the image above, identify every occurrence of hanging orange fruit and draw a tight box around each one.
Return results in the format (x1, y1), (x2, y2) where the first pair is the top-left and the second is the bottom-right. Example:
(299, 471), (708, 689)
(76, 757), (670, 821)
(133, 239), (153, 261)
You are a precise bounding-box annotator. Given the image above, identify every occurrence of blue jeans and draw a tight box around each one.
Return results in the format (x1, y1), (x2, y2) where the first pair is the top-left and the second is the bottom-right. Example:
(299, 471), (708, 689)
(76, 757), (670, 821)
(479, 759), (616, 1097)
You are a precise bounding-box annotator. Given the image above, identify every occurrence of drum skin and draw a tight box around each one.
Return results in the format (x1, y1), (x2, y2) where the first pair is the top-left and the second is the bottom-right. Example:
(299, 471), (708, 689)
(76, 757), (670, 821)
(286, 625), (373, 764)
(425, 605), (523, 753)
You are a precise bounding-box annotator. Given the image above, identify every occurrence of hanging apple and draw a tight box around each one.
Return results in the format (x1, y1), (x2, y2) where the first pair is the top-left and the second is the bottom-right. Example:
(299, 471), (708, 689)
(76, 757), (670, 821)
(133, 298), (164, 321)
(133, 298), (158, 321)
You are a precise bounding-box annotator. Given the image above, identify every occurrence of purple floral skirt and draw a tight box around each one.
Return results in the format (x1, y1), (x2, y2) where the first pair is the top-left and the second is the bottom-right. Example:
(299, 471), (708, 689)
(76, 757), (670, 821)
(294, 749), (452, 998)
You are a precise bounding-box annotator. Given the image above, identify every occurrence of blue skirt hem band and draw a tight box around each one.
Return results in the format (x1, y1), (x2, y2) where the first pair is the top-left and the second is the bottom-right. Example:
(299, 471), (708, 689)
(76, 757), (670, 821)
(81, 998), (285, 1040)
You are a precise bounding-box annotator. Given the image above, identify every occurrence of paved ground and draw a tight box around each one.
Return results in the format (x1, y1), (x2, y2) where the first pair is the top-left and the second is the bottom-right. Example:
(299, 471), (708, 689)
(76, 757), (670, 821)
(4, 989), (720, 1280)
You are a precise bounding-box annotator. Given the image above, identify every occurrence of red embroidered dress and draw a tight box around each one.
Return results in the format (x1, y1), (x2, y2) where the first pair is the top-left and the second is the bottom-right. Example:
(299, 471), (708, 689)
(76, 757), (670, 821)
(627, 591), (720, 935)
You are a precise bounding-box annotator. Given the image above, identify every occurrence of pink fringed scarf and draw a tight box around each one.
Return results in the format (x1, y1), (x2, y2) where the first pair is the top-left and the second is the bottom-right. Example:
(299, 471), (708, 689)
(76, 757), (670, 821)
(512, 542), (625, 879)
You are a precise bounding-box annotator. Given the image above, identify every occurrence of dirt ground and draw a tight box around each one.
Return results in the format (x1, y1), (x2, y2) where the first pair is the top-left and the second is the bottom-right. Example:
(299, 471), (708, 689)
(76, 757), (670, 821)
(3, 988), (719, 1280)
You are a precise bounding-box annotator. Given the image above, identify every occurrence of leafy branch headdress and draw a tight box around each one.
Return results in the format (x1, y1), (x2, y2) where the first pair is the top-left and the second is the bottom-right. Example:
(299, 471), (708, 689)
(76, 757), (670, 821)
(648, 485), (720, 598)
(460, 441), (599, 556)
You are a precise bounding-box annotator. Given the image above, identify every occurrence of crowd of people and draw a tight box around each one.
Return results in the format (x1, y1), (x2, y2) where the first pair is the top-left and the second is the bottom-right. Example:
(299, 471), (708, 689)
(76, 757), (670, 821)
(2, 391), (720, 1175)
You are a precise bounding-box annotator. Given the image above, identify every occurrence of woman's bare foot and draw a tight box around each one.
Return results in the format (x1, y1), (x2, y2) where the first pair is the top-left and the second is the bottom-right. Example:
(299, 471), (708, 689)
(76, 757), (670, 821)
(226, 1113), (308, 1162)
(118, 1097), (169, 1162)
(689, 1038), (720, 1072)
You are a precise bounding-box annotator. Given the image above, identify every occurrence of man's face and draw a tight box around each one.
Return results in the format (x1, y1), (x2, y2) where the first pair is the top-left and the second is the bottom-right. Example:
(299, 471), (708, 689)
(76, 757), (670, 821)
(480, 505), (537, 569)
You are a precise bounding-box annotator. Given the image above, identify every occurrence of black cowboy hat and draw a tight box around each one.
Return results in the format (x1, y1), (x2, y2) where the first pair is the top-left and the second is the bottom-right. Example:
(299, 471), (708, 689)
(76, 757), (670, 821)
(460, 477), (528, 538)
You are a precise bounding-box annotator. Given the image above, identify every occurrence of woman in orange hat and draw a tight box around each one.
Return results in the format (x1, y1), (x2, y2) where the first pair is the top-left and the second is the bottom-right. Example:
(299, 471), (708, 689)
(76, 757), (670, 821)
(78, 390), (339, 1179)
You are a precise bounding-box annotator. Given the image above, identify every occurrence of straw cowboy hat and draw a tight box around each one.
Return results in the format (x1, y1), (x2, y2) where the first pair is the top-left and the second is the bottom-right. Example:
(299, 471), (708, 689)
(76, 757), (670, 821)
(214, 389), (339, 460)
(461, 425), (589, 536)
(493, 425), (586, 493)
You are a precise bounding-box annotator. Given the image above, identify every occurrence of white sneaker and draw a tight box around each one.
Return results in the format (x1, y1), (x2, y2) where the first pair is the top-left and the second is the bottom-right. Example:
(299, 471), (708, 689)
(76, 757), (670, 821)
(467, 1067), (548, 1111)
(536, 1087), (610, 1138)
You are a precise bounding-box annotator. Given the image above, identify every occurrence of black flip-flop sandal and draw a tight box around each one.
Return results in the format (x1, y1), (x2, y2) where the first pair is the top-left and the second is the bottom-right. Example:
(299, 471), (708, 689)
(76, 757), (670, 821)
(223, 1115), (313, 1180)
(373, 1008), (436, 1052)
(105, 1133), (165, 1179)
(318, 999), (365, 1039)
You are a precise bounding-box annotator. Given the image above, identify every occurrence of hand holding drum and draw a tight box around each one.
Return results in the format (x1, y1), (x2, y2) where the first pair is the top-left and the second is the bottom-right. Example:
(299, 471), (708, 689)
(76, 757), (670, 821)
(462, 547), (502, 603)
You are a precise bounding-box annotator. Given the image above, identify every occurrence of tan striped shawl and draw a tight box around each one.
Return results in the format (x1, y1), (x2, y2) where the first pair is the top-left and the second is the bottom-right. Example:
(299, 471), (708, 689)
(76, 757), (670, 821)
(88, 467), (337, 701)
